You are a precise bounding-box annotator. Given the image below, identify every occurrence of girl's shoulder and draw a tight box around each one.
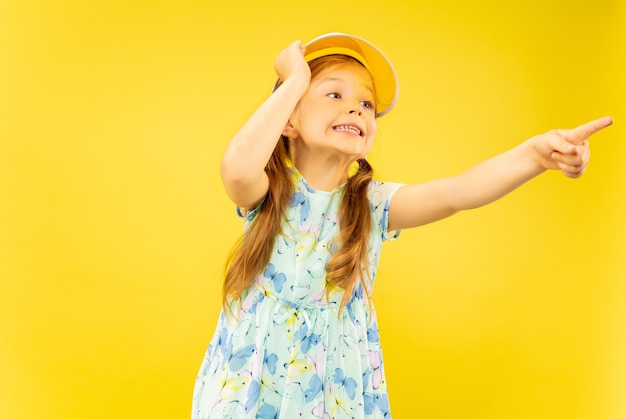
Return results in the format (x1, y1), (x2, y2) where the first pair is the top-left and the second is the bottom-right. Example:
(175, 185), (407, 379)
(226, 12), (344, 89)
(368, 180), (404, 242)
(368, 179), (404, 205)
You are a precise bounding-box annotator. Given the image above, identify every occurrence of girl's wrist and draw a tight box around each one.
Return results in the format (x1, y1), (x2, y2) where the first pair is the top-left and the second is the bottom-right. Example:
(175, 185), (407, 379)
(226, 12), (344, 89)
(280, 75), (310, 95)
(524, 136), (549, 174)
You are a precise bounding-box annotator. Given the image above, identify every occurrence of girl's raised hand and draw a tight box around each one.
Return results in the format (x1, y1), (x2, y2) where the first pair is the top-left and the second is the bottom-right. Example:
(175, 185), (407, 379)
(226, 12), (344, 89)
(274, 40), (311, 88)
(532, 116), (613, 178)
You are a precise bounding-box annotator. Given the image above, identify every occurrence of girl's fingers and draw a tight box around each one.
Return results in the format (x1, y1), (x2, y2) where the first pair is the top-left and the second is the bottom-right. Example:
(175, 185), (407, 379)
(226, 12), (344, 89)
(561, 116), (614, 145)
(551, 148), (585, 166)
(552, 144), (590, 177)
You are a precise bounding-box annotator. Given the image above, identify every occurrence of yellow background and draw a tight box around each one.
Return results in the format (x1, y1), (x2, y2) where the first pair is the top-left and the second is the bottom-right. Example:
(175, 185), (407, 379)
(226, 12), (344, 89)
(1, 1), (624, 418)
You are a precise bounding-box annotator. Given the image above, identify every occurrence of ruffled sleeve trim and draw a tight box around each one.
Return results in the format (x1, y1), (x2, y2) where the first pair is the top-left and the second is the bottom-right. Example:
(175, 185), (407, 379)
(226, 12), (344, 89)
(368, 181), (405, 242)
(236, 197), (265, 228)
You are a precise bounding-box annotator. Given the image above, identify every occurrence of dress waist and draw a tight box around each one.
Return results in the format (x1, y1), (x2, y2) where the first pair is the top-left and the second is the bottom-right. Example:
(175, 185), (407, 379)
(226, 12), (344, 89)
(254, 283), (337, 329)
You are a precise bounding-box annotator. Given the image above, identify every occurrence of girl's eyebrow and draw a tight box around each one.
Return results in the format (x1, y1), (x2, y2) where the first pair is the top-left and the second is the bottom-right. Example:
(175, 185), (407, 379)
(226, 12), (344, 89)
(317, 76), (375, 97)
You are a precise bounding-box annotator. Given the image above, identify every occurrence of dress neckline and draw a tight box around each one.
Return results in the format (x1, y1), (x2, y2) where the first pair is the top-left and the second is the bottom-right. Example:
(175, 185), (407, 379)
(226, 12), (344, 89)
(288, 160), (347, 196)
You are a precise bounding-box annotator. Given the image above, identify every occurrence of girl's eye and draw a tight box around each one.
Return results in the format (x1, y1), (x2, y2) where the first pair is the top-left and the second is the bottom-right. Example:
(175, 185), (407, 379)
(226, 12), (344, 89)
(328, 92), (341, 99)
(360, 101), (374, 110)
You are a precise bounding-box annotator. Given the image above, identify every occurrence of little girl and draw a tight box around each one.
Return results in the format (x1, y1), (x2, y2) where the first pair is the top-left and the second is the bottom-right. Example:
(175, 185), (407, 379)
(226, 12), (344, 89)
(192, 33), (612, 418)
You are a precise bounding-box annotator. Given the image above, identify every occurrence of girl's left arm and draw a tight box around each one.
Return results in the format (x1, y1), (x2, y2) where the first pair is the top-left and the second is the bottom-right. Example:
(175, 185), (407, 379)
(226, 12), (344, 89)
(388, 116), (613, 231)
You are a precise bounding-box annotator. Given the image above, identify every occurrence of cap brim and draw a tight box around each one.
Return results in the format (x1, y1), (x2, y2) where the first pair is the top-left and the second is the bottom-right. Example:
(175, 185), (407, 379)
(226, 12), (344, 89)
(304, 33), (398, 117)
(272, 33), (399, 117)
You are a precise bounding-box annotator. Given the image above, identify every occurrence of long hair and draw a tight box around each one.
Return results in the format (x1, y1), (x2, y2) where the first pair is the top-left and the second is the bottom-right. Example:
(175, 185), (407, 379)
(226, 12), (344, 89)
(326, 157), (374, 311)
(223, 55), (375, 315)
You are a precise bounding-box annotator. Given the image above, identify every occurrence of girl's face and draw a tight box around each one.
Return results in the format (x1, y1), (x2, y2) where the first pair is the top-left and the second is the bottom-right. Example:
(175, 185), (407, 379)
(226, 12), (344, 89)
(288, 61), (378, 161)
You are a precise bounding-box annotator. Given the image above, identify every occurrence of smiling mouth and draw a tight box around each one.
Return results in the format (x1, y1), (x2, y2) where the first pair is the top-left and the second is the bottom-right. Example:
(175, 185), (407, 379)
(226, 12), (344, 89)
(333, 125), (363, 137)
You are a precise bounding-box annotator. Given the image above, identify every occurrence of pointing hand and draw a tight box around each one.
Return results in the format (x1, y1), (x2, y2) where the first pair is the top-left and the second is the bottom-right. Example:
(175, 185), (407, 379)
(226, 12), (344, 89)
(532, 116), (613, 178)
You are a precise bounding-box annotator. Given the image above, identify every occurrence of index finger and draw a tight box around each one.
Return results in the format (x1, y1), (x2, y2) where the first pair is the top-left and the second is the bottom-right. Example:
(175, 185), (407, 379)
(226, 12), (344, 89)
(568, 116), (614, 144)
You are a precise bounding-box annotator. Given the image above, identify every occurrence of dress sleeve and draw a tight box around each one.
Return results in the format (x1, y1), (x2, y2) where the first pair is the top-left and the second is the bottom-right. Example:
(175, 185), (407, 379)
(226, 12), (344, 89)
(236, 198), (265, 229)
(368, 180), (404, 242)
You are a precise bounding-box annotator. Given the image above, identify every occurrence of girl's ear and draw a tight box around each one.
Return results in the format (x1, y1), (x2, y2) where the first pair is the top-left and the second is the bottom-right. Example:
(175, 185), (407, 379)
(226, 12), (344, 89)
(282, 121), (299, 140)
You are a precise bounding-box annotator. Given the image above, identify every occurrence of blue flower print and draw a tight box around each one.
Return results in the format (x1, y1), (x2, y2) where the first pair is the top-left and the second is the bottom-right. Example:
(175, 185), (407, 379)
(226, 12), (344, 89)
(291, 191), (310, 224)
(263, 349), (278, 375)
(301, 333), (321, 354)
(242, 291), (265, 314)
(264, 263), (286, 293)
(304, 374), (323, 403)
(334, 367), (358, 400)
(367, 323), (380, 343)
(245, 380), (260, 413)
(363, 394), (374, 415)
(217, 326), (230, 355)
(294, 322), (321, 354)
(228, 344), (255, 372)
(374, 393), (391, 418)
(257, 403), (279, 419)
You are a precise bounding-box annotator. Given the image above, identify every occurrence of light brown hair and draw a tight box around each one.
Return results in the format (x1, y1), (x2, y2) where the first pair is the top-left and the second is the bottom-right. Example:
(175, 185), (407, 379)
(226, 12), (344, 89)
(223, 55), (375, 316)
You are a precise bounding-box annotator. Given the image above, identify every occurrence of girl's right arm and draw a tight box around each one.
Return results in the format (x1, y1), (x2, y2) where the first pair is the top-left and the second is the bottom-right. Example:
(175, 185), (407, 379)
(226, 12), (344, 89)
(220, 40), (311, 210)
(387, 116), (613, 231)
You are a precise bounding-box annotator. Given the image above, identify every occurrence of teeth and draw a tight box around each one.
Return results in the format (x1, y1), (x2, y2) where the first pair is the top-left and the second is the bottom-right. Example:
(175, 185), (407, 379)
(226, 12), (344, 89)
(334, 125), (361, 136)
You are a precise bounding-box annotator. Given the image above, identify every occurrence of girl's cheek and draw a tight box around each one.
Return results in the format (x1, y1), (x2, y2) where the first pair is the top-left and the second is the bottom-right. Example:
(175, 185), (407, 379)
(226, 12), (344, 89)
(368, 121), (378, 142)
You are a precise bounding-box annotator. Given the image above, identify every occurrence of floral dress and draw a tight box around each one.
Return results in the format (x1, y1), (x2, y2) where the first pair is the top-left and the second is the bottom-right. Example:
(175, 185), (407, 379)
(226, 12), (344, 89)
(192, 166), (403, 418)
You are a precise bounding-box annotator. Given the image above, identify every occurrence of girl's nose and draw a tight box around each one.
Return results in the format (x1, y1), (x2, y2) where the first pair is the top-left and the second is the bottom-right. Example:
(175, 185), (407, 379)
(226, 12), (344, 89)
(348, 107), (362, 116)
